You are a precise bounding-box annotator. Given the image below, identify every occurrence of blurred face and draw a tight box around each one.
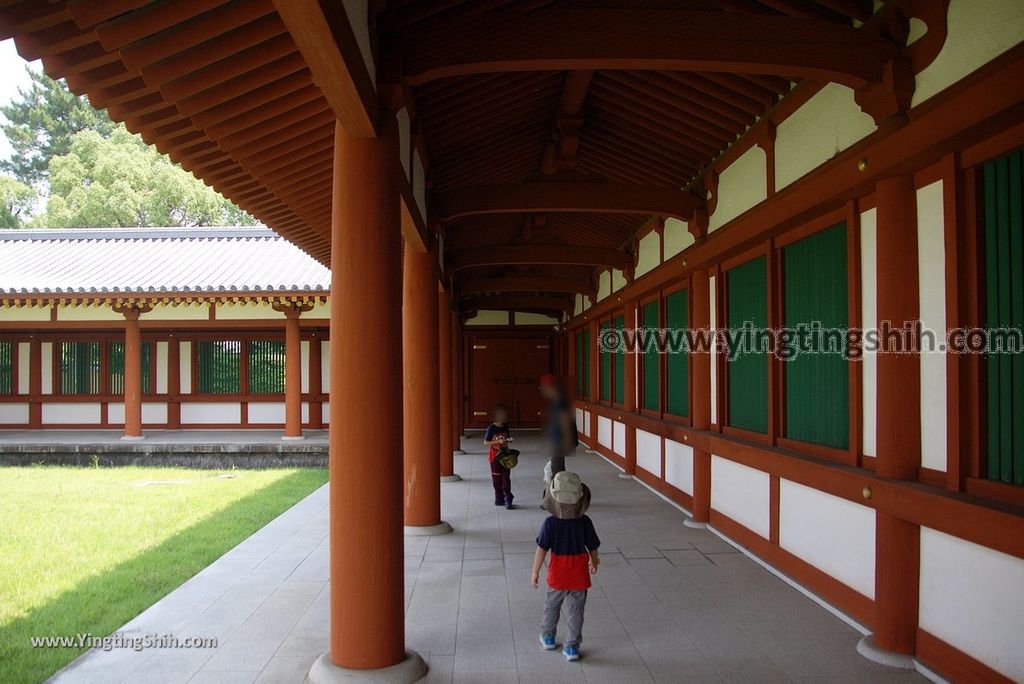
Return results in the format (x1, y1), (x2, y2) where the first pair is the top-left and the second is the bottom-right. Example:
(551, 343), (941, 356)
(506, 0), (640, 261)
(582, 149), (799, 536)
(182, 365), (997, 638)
(494, 407), (508, 423)
(540, 383), (558, 400)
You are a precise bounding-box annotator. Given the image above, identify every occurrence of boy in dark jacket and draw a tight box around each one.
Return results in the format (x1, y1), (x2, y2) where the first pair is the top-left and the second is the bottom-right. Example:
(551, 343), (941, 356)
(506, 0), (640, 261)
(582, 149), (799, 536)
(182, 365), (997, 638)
(531, 471), (600, 661)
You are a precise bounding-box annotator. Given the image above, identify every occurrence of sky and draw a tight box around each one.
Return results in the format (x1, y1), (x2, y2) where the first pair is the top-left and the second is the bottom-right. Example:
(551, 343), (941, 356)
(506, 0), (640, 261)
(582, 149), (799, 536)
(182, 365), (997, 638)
(0, 38), (40, 162)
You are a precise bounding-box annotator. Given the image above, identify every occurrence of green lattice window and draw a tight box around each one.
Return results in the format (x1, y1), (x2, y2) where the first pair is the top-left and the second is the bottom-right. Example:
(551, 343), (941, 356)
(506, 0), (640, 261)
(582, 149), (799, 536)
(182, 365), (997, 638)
(613, 314), (625, 405)
(197, 340), (241, 394)
(58, 342), (101, 395)
(108, 341), (152, 395)
(641, 301), (660, 411)
(666, 289), (689, 417)
(0, 341), (12, 395)
(783, 223), (849, 449)
(248, 340), (286, 394)
(600, 320), (612, 401)
(983, 148), (1024, 485)
(727, 257), (768, 433)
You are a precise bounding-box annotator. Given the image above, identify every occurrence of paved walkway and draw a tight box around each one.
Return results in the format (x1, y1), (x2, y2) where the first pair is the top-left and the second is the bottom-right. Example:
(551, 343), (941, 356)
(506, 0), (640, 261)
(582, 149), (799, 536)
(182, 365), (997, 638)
(51, 435), (925, 683)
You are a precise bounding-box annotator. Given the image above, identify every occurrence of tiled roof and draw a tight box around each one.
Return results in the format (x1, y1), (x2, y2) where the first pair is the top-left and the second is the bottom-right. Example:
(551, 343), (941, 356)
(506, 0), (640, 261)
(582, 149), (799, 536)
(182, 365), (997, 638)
(0, 227), (331, 296)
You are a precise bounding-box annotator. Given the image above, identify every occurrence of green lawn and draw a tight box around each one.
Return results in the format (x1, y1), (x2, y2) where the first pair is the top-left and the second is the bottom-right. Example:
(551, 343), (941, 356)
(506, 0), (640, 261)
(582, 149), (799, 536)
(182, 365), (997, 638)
(0, 466), (328, 684)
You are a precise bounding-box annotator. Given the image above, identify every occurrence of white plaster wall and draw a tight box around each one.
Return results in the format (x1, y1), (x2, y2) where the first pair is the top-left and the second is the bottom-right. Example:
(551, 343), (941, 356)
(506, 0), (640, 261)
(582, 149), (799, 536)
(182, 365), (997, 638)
(919, 528), (1024, 681)
(663, 218), (694, 260)
(216, 302), (284, 320)
(709, 146), (767, 232)
(397, 108), (411, 178)
(56, 304), (122, 321)
(917, 181), (947, 472)
(636, 230), (661, 278)
(322, 401), (330, 425)
(597, 271), (611, 301)
(307, 301), (329, 318)
(17, 342), (30, 394)
(155, 341), (169, 394)
(636, 428), (661, 477)
(321, 340), (330, 393)
(301, 340), (310, 394)
(860, 208), (877, 458)
(664, 438), (693, 495)
(775, 84), (876, 190)
(0, 403), (29, 424)
(709, 275), (718, 425)
(0, 306), (50, 321)
(515, 312), (559, 326)
(181, 402), (240, 424)
(248, 402), (287, 424)
(583, 410), (591, 437)
(42, 403), (101, 424)
(612, 420), (626, 457)
(141, 303), (208, 321)
(108, 402), (168, 425)
(611, 269), (626, 292)
(301, 402), (310, 423)
(598, 415), (612, 449)
(711, 455), (771, 538)
(465, 310), (509, 326)
(413, 151), (426, 222)
(779, 479), (876, 598)
(574, 294), (585, 317)
(913, 0), (1024, 106)
(575, 408), (585, 437)
(179, 341), (192, 394)
(41, 343), (52, 394)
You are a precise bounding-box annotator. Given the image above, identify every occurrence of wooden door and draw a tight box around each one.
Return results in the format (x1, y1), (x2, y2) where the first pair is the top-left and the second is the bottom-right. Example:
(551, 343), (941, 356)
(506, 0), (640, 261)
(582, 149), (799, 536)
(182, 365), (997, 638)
(467, 335), (552, 428)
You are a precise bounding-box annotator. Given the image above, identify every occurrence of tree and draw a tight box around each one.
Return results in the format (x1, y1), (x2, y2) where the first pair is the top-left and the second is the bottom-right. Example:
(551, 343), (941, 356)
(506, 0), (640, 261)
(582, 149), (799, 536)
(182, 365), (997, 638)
(0, 67), (113, 186)
(0, 174), (34, 228)
(38, 125), (255, 228)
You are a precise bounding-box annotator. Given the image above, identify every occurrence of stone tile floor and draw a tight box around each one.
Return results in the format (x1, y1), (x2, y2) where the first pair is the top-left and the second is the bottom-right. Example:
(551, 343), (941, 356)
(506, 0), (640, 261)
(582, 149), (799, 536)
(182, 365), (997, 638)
(51, 435), (926, 683)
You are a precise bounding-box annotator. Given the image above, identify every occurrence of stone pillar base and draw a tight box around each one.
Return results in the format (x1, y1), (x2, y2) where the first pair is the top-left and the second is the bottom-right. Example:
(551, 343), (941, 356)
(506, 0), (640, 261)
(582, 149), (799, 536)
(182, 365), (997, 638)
(856, 635), (916, 670)
(453, 449), (467, 455)
(120, 435), (145, 442)
(440, 474), (462, 482)
(683, 519), (707, 529)
(306, 651), (426, 683)
(282, 435), (306, 441)
(404, 521), (453, 536)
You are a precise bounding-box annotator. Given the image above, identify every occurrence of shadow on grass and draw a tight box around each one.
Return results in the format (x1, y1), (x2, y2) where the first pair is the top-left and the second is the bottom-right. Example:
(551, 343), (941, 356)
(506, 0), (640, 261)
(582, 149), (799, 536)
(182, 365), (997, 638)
(0, 469), (327, 684)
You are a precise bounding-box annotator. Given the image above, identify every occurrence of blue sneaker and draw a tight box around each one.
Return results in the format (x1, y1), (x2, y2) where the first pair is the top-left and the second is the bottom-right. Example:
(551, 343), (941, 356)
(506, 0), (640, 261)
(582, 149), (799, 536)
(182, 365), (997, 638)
(539, 634), (556, 650)
(563, 645), (580, 661)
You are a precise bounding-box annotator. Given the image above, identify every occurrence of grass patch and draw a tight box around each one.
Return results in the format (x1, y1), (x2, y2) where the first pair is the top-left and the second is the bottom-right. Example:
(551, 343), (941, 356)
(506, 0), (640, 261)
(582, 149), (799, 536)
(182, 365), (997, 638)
(0, 466), (328, 683)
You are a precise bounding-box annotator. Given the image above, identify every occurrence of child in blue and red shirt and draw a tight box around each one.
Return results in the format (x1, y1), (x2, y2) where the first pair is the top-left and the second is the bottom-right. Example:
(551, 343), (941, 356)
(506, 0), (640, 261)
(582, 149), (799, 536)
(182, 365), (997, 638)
(484, 404), (514, 509)
(531, 471), (600, 662)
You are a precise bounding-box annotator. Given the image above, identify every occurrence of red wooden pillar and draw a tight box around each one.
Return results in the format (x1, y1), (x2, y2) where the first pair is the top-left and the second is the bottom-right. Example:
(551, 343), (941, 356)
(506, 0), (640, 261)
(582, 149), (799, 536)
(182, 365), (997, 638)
(167, 335), (181, 429)
(622, 301), (638, 477)
(862, 175), (921, 667)
(308, 121), (425, 682)
(283, 311), (304, 439)
(403, 245), (451, 535)
(308, 333), (323, 430)
(122, 310), (144, 441)
(28, 336), (41, 428)
(452, 310), (466, 454)
(438, 290), (461, 481)
(687, 269), (712, 527)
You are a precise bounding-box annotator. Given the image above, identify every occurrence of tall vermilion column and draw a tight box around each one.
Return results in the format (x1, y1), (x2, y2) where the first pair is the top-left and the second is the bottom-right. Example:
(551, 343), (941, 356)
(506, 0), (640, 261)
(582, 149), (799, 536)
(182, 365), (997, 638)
(452, 310), (466, 454)
(687, 269), (712, 528)
(122, 310), (144, 441)
(28, 336), (41, 428)
(167, 335), (181, 429)
(438, 290), (461, 481)
(283, 311), (303, 440)
(403, 245), (451, 534)
(309, 121), (424, 682)
(866, 175), (921, 665)
(308, 333), (323, 430)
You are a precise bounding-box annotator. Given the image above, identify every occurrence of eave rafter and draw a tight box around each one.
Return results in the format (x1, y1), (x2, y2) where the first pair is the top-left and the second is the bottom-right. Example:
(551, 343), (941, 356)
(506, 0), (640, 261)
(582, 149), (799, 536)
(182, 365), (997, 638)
(447, 244), (630, 273)
(388, 9), (901, 90)
(435, 182), (704, 223)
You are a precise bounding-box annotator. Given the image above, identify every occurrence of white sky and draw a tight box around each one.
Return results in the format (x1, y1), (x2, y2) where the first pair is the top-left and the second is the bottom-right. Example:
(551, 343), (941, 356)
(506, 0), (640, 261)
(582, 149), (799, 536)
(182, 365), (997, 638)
(0, 38), (41, 162)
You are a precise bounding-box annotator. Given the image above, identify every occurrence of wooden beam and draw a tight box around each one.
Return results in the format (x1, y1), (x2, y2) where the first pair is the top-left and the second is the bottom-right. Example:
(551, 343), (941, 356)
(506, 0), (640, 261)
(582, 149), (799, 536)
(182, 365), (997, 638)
(460, 294), (573, 314)
(389, 9), (899, 89)
(435, 182), (703, 222)
(447, 244), (630, 272)
(455, 275), (595, 298)
(273, 0), (377, 138)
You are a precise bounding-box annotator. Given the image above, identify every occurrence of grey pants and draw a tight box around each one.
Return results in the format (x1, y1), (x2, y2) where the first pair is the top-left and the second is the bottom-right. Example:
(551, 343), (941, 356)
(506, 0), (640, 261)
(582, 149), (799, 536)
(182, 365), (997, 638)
(540, 589), (587, 647)
(548, 447), (567, 476)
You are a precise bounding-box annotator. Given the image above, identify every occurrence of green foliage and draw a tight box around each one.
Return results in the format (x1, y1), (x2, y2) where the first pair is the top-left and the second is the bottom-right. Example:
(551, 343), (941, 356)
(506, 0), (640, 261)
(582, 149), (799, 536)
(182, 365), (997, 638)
(0, 66), (113, 186)
(38, 125), (255, 228)
(0, 174), (33, 228)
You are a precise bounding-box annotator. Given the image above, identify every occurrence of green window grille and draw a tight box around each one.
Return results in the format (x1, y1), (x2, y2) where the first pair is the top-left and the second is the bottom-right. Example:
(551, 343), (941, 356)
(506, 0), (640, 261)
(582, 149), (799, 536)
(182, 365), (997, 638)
(783, 223), (849, 449)
(600, 320), (612, 401)
(613, 314), (625, 405)
(642, 301), (660, 411)
(107, 341), (152, 395)
(727, 257), (768, 433)
(0, 341), (12, 395)
(666, 289), (689, 417)
(59, 341), (101, 395)
(248, 340), (287, 394)
(576, 329), (591, 398)
(983, 149), (1024, 485)
(197, 340), (241, 394)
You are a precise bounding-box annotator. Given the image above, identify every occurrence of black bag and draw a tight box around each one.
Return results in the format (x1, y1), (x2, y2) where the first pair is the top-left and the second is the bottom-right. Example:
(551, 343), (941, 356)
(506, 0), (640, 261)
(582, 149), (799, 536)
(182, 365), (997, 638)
(496, 446), (519, 469)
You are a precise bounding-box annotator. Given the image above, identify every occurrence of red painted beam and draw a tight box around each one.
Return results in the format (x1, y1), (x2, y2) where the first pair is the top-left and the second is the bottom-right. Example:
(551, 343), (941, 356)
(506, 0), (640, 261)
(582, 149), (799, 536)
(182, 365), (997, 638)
(447, 244), (630, 272)
(455, 275), (595, 298)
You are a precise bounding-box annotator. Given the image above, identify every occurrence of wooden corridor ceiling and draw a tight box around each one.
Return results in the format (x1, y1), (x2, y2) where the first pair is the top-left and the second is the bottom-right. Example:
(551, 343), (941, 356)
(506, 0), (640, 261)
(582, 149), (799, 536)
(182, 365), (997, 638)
(0, 0), (901, 318)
